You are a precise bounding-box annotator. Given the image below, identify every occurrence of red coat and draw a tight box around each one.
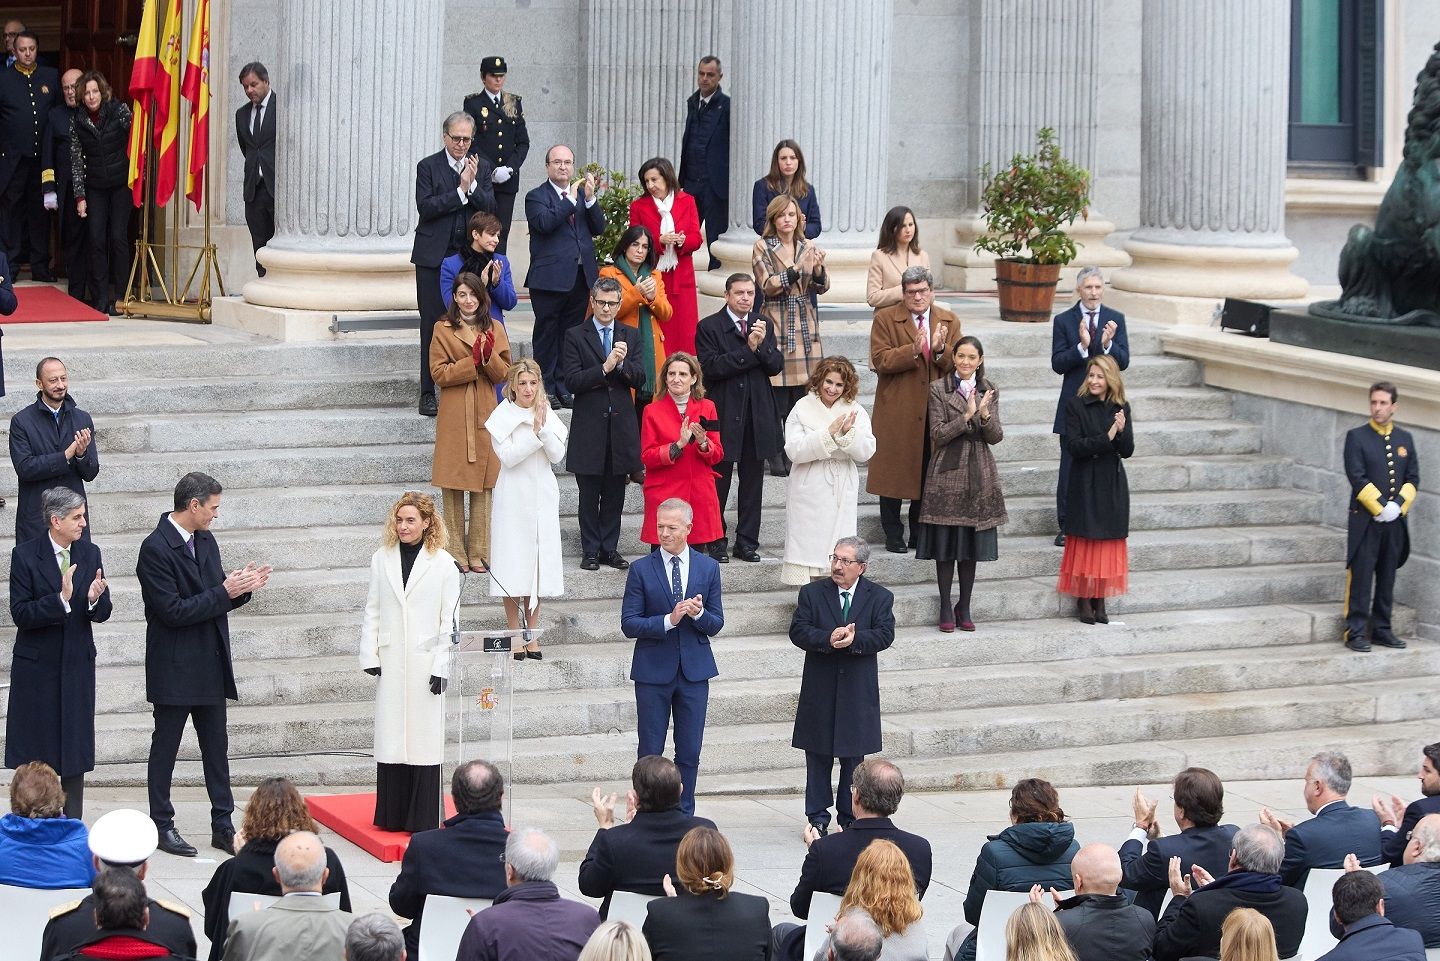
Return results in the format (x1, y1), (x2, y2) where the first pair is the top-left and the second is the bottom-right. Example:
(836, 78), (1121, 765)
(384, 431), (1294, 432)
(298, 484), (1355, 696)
(640, 393), (725, 544)
(629, 192), (702, 357)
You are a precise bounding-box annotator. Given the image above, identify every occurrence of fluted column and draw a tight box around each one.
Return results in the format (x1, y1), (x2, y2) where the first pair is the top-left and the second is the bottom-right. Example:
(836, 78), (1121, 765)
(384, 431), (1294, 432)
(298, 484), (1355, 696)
(700, 0), (893, 303)
(1108, 0), (1306, 324)
(241, 0), (442, 310)
(944, 0), (1128, 291)
(583, 1), (729, 191)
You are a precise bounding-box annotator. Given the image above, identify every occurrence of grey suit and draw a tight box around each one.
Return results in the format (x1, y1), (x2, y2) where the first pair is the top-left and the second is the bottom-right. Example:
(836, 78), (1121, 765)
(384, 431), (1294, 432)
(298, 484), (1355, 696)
(222, 895), (352, 961)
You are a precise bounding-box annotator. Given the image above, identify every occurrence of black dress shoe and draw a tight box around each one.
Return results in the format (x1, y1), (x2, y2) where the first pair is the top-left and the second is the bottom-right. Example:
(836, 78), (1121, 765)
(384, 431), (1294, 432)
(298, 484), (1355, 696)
(733, 547), (761, 563)
(766, 455), (790, 477)
(557, 394), (575, 409)
(212, 829), (236, 856)
(419, 393), (438, 416)
(602, 552), (629, 570)
(1345, 638), (1372, 653)
(1373, 631), (1407, 649)
(708, 548), (729, 564)
(31, 269), (57, 283)
(808, 820), (829, 837)
(580, 555), (600, 571)
(1054, 532), (1066, 547)
(885, 536), (907, 554)
(157, 828), (197, 858)
(629, 469), (646, 485)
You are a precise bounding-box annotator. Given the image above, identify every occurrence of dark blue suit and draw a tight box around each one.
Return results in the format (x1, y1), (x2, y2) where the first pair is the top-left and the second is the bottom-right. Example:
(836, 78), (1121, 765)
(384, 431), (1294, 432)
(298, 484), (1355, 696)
(9, 393), (100, 545)
(1119, 823), (1239, 917)
(620, 547), (723, 815)
(1280, 801), (1384, 887)
(679, 88), (729, 270)
(525, 179), (607, 396)
(1319, 914), (1426, 961)
(789, 817), (932, 919)
(1050, 301), (1129, 527)
(388, 809), (508, 955)
(1384, 795), (1440, 866)
(578, 807), (716, 918)
(1380, 862), (1440, 947)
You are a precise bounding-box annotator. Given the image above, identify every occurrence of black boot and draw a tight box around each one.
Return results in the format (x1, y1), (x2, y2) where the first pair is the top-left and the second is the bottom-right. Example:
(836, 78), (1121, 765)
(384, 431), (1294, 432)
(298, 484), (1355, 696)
(1077, 598), (1095, 625)
(1093, 597), (1108, 624)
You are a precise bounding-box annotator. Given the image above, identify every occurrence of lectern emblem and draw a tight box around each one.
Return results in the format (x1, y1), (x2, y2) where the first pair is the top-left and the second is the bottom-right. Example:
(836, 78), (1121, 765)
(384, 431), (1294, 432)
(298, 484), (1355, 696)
(477, 688), (497, 710)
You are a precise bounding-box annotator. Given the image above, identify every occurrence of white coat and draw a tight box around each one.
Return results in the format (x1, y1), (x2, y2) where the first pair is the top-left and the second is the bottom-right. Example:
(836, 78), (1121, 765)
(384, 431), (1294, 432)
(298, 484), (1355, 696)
(358, 543), (461, 766)
(782, 392), (877, 584)
(485, 398), (568, 605)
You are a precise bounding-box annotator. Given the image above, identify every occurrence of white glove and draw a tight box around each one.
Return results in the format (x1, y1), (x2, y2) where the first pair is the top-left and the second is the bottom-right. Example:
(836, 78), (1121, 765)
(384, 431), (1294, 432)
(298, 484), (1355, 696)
(43, 193), (57, 211)
(1378, 501), (1402, 523)
(491, 166), (512, 184)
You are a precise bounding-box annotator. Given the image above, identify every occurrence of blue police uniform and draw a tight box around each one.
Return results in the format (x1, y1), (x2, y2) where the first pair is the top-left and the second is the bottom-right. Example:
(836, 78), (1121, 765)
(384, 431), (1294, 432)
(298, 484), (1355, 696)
(464, 56), (529, 255)
(1343, 418), (1419, 649)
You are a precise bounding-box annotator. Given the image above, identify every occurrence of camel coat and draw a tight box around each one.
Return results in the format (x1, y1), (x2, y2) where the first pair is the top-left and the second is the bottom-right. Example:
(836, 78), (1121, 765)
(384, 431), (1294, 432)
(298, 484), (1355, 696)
(865, 247), (931, 309)
(358, 544), (461, 766)
(429, 319), (512, 491)
(865, 302), (962, 500)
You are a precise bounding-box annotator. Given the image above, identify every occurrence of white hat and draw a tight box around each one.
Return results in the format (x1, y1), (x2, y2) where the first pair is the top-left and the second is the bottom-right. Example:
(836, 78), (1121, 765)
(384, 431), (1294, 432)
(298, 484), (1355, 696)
(88, 809), (159, 865)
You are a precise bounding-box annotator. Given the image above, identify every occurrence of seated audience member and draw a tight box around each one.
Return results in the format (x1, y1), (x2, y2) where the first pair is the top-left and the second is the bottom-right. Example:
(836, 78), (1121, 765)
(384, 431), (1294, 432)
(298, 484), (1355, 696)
(1004, 902), (1078, 961)
(805, 839), (927, 961)
(222, 831), (354, 961)
(1121, 767), (1239, 916)
(826, 909), (885, 961)
(1259, 750), (1383, 887)
(954, 778), (1078, 961)
(1040, 844), (1154, 961)
(579, 756), (716, 917)
(642, 826), (769, 961)
(1151, 823), (1307, 961)
(1317, 870), (1425, 961)
(790, 757), (932, 920)
(52, 869), (190, 960)
(202, 776), (352, 961)
(579, 921), (652, 961)
(389, 759), (509, 955)
(1215, 908), (1281, 961)
(1374, 741), (1440, 867)
(1370, 813), (1440, 947)
(457, 827), (602, 961)
(40, 808), (196, 961)
(0, 761), (92, 888)
(346, 913), (406, 961)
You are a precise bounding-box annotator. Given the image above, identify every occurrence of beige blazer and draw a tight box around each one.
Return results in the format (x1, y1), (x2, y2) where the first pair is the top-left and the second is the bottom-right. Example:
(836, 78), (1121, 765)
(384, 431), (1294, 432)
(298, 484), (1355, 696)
(866, 247), (932, 308)
(223, 896), (353, 961)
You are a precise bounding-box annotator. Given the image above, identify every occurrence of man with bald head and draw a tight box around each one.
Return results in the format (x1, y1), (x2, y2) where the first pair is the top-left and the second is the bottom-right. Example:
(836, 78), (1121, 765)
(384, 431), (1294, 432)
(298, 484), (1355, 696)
(1036, 843), (1154, 961)
(42, 68), (86, 299)
(1375, 813), (1440, 946)
(222, 831), (353, 961)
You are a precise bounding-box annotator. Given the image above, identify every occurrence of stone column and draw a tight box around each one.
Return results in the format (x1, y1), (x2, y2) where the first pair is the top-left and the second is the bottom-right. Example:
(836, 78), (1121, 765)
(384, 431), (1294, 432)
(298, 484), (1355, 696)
(234, 0), (442, 319)
(943, 0), (1129, 292)
(700, 0), (893, 303)
(1108, 0), (1307, 324)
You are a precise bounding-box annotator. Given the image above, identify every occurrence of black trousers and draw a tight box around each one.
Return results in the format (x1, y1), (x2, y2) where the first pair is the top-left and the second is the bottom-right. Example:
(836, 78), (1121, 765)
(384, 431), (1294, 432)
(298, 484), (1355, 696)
(576, 471), (627, 559)
(244, 179), (274, 276)
(684, 177), (726, 270)
(60, 773), (85, 820)
(531, 266), (589, 397)
(148, 703), (235, 832)
(715, 426), (763, 553)
(805, 751), (860, 826)
(415, 264), (445, 397)
(1345, 518), (1403, 643)
(56, 184), (89, 299)
(494, 189), (517, 255)
(85, 185), (131, 307)
(1056, 433), (1073, 529)
(3, 156), (50, 271)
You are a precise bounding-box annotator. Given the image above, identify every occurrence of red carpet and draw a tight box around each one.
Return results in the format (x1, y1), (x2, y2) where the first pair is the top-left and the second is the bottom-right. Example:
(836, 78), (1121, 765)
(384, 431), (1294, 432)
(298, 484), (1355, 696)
(306, 792), (456, 862)
(2, 285), (107, 323)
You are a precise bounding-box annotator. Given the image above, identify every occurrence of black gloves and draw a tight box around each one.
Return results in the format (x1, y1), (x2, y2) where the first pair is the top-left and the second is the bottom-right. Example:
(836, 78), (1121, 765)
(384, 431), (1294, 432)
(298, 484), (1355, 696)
(364, 667), (381, 677)
(429, 675), (448, 695)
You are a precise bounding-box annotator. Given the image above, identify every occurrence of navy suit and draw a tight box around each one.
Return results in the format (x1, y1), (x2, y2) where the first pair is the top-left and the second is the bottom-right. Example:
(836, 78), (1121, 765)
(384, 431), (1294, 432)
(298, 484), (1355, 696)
(620, 547), (723, 815)
(1050, 302), (1129, 527)
(525, 179), (607, 396)
(1342, 420), (1419, 645)
(1384, 795), (1440, 866)
(1280, 801), (1384, 887)
(1318, 914), (1426, 961)
(388, 809), (508, 955)
(679, 88), (729, 270)
(135, 514), (253, 832)
(1119, 823), (1239, 917)
(9, 393), (100, 545)
(789, 817), (932, 919)
(578, 807), (716, 918)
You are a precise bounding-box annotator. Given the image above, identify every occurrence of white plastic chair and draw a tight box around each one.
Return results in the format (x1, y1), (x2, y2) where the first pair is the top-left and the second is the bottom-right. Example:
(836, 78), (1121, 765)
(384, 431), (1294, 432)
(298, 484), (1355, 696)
(974, 889), (1072, 961)
(227, 891), (280, 919)
(1295, 864), (1388, 961)
(1424, 947), (1440, 960)
(1, 884), (91, 961)
(803, 892), (844, 961)
(606, 889), (659, 929)
(418, 894), (492, 961)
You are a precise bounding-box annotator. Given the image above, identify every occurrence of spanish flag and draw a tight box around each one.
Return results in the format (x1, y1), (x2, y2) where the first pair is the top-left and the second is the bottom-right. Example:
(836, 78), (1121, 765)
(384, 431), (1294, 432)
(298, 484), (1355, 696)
(153, 0), (184, 206)
(181, 0), (210, 210)
(126, 0), (160, 205)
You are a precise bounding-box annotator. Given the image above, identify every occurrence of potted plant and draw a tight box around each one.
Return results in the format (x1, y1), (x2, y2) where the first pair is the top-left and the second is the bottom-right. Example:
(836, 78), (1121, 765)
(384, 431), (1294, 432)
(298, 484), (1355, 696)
(578, 162), (644, 263)
(974, 127), (1091, 322)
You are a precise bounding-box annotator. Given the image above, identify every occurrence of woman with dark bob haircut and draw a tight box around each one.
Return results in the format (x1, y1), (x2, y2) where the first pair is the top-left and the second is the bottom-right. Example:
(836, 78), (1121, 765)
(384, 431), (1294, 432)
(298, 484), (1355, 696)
(629, 156), (702, 356)
(867, 205), (930, 308)
(200, 777), (352, 960)
(642, 826), (771, 961)
(600, 223), (673, 419)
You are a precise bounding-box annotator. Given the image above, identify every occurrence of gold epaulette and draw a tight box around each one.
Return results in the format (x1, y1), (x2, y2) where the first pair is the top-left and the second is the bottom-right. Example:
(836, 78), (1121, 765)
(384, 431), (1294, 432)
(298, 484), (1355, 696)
(154, 897), (192, 918)
(48, 899), (82, 919)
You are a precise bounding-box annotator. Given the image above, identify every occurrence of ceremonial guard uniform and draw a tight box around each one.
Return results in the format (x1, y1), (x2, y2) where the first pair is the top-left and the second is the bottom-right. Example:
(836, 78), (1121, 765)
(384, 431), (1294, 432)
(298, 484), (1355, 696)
(465, 56), (529, 255)
(1343, 417), (1419, 650)
(0, 57), (60, 276)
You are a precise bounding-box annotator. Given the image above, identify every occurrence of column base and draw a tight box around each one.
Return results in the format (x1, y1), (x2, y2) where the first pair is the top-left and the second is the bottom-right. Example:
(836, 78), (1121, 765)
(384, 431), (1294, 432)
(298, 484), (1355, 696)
(699, 230), (878, 306)
(1109, 237), (1308, 325)
(244, 247), (418, 312)
(943, 213), (1131, 291)
(212, 297), (416, 342)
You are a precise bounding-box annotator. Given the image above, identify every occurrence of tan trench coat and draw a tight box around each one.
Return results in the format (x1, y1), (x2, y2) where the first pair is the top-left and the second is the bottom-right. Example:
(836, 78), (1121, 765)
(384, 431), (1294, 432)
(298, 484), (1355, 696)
(429, 319), (512, 491)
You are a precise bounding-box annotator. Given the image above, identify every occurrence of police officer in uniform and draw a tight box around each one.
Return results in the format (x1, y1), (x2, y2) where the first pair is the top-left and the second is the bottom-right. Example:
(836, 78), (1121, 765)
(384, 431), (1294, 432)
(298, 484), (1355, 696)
(1342, 380), (1420, 653)
(39, 808), (197, 961)
(0, 30), (59, 279)
(464, 56), (529, 255)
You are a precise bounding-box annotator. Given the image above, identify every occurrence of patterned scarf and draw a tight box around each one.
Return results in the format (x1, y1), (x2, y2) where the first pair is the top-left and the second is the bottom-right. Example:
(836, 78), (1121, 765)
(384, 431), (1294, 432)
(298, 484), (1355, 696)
(615, 258), (657, 399)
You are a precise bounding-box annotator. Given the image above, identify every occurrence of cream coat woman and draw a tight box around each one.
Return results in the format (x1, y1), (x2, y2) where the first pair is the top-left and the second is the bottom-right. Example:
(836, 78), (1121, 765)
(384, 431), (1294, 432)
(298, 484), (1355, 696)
(486, 393), (568, 612)
(781, 367), (877, 585)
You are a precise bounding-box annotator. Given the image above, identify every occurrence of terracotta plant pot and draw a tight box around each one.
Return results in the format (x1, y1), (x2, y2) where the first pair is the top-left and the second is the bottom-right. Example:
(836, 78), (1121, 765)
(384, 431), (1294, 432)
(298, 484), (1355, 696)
(994, 259), (1062, 323)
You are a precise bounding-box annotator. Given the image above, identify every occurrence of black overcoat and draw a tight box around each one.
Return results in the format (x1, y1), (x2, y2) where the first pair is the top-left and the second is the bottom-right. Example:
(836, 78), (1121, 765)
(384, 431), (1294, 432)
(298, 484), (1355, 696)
(1062, 394), (1134, 540)
(561, 321), (644, 475)
(5, 534), (111, 775)
(693, 307), (783, 461)
(9, 392), (100, 545)
(788, 576), (895, 757)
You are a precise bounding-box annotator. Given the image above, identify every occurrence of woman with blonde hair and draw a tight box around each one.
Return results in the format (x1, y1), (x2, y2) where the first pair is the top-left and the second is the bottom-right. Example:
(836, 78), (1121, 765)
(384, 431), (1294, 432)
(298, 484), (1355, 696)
(1003, 902), (1078, 961)
(639, 352), (725, 552)
(642, 826), (770, 961)
(578, 920), (652, 961)
(805, 839), (925, 961)
(1217, 908), (1279, 961)
(486, 359), (568, 659)
(359, 491), (461, 832)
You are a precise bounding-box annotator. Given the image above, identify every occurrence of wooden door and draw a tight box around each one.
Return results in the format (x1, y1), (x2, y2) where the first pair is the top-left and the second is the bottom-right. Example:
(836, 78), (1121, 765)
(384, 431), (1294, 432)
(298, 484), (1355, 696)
(60, 0), (145, 85)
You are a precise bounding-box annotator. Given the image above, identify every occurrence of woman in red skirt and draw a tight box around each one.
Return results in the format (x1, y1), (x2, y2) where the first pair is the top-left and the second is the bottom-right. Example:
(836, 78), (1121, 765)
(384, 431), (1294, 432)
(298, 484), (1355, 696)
(1057, 354), (1134, 624)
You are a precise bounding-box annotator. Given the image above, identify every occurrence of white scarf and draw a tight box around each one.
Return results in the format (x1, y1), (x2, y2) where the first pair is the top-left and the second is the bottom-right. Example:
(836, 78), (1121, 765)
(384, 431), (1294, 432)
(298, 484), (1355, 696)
(793, 391), (858, 434)
(653, 192), (678, 272)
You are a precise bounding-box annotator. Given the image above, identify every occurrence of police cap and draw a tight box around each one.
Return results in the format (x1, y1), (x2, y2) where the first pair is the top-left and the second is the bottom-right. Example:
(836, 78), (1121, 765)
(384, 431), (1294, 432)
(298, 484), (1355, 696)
(482, 56), (507, 76)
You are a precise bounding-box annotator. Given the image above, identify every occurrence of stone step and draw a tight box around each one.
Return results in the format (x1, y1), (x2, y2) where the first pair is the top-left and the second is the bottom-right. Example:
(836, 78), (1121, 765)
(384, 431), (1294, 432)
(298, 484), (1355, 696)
(75, 445), (434, 494)
(4, 371), (417, 417)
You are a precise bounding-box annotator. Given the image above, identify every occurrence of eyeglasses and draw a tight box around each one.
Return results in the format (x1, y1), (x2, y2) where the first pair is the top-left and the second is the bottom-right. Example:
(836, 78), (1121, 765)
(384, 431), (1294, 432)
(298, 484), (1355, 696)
(447, 134), (473, 144)
(548, 158), (574, 167)
(592, 299), (621, 309)
(828, 555), (862, 566)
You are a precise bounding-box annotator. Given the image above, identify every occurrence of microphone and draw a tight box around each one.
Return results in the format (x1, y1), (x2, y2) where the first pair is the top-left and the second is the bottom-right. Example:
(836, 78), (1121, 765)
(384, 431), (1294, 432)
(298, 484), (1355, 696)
(449, 568), (467, 647)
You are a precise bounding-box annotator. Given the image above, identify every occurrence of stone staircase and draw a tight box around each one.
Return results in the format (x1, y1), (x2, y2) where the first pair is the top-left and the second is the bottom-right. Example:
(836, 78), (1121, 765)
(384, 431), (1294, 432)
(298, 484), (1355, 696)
(0, 313), (1431, 796)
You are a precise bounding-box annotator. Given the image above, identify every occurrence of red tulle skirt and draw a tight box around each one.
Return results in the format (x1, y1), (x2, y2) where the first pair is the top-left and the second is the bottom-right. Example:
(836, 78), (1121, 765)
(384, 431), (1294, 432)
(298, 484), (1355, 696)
(1056, 535), (1129, 598)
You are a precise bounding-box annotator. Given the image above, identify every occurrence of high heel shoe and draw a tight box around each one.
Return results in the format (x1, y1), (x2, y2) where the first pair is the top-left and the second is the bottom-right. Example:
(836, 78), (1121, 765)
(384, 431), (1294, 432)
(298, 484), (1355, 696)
(513, 650), (526, 661)
(525, 649), (542, 660)
(1093, 598), (1108, 624)
(1077, 598), (1096, 625)
(955, 604), (975, 632)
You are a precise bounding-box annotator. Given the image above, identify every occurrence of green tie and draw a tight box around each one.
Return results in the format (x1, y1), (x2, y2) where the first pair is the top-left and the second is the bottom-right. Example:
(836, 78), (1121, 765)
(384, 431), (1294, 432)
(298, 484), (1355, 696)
(840, 590), (851, 622)
(59, 548), (71, 574)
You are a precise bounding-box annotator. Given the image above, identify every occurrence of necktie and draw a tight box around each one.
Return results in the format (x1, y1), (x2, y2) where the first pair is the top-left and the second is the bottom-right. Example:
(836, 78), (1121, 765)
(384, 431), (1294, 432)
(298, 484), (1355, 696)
(601, 325), (612, 355)
(670, 556), (682, 605)
(59, 548), (70, 574)
(1087, 311), (1098, 354)
(252, 102), (263, 137)
(840, 590), (851, 622)
(916, 314), (930, 360)
(736, 314), (747, 337)
(186, 536), (196, 560)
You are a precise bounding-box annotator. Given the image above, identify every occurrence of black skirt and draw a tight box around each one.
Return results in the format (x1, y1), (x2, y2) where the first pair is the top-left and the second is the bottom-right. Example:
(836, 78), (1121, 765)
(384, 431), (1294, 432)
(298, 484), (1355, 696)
(374, 762), (441, 833)
(914, 523), (999, 562)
